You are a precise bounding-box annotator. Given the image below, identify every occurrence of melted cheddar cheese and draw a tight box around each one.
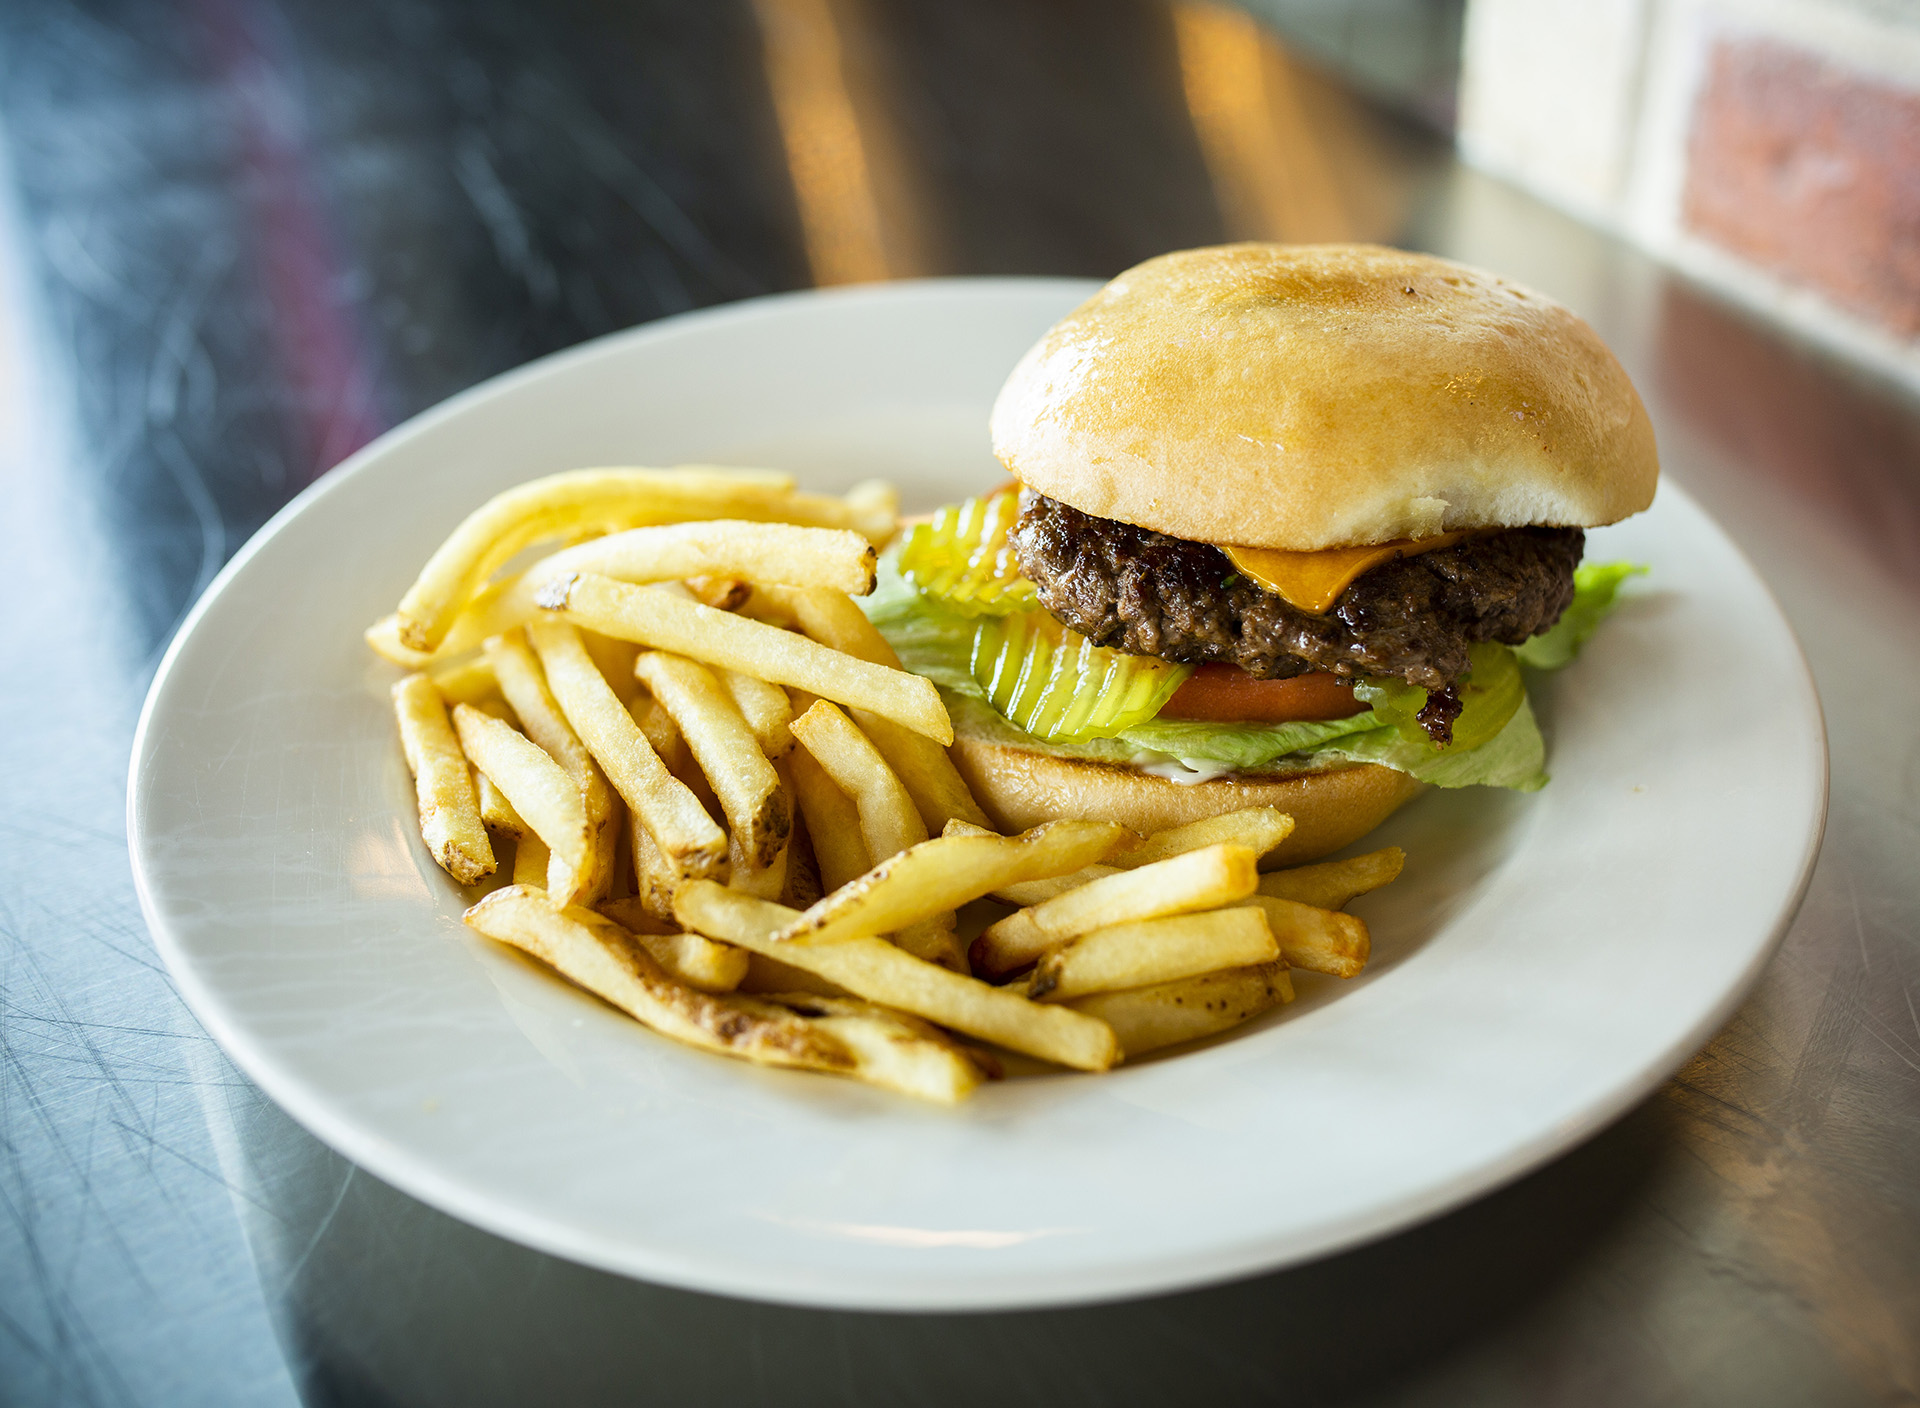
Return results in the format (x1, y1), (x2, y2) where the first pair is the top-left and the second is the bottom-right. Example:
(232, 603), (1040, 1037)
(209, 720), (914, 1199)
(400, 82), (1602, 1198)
(1222, 532), (1473, 614)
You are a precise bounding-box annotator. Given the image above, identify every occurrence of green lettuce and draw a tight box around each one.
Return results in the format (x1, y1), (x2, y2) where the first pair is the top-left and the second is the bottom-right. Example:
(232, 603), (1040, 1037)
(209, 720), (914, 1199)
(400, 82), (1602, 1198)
(861, 551), (1640, 793)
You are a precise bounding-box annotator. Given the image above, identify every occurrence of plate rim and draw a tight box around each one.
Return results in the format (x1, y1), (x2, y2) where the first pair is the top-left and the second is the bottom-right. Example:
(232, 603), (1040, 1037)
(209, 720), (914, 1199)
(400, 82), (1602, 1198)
(127, 279), (1830, 1310)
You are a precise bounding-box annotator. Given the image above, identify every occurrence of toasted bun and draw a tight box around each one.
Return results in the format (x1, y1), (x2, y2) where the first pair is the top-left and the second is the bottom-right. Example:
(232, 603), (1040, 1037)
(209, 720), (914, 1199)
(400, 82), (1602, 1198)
(949, 734), (1423, 867)
(991, 243), (1659, 550)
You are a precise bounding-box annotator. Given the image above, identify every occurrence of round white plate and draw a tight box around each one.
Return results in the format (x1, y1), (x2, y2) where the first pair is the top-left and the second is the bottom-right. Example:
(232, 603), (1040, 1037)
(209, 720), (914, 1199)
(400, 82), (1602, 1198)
(129, 280), (1827, 1311)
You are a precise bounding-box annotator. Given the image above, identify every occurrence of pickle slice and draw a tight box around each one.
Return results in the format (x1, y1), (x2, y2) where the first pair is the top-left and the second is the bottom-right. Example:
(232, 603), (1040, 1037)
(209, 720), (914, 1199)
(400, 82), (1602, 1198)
(897, 492), (1037, 616)
(970, 609), (1192, 743)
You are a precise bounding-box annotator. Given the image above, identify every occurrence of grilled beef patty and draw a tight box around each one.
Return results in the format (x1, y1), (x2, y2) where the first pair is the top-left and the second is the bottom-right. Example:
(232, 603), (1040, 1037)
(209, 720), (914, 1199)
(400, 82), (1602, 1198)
(1007, 493), (1584, 744)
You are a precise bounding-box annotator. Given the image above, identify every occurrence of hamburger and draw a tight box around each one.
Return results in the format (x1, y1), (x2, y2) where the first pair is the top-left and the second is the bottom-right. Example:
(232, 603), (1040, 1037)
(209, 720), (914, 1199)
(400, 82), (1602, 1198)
(866, 243), (1658, 864)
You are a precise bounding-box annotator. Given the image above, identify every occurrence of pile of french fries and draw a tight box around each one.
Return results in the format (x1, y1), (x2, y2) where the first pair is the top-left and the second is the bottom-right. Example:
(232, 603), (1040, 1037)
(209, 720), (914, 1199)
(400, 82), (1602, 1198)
(373, 466), (1405, 1104)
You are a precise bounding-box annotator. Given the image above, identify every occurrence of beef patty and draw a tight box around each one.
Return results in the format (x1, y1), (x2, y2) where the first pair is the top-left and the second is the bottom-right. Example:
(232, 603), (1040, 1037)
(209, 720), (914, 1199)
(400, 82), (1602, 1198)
(1008, 493), (1584, 744)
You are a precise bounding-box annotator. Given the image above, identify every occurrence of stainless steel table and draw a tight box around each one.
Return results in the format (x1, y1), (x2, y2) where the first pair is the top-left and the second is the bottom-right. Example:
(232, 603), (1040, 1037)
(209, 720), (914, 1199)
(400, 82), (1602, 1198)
(2, 3), (1914, 1404)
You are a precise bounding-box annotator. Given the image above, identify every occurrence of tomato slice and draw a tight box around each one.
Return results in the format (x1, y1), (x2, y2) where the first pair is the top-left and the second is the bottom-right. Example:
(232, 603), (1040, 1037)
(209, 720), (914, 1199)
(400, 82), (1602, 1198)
(1157, 665), (1365, 723)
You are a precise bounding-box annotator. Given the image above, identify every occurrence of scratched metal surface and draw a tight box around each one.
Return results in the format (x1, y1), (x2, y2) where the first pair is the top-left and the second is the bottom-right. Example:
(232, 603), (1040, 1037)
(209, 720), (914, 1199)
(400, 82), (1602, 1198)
(0, 2), (1914, 1405)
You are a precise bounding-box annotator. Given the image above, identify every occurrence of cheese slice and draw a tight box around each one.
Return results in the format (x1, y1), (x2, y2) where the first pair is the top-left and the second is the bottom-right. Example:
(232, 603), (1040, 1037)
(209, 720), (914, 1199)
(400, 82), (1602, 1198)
(1222, 532), (1473, 614)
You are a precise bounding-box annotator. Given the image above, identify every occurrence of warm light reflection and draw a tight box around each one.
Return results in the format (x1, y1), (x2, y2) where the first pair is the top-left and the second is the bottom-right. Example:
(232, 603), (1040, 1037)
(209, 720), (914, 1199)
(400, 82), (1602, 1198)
(752, 0), (928, 285)
(1172, 1), (1353, 242)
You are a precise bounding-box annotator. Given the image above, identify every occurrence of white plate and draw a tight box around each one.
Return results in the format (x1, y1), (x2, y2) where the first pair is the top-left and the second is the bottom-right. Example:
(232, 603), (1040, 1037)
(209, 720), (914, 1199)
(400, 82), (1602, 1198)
(129, 280), (1827, 1311)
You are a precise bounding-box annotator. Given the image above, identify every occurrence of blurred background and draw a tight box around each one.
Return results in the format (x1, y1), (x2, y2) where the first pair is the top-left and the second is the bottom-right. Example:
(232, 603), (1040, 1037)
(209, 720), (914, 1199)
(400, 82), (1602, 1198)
(1, 2), (1916, 1405)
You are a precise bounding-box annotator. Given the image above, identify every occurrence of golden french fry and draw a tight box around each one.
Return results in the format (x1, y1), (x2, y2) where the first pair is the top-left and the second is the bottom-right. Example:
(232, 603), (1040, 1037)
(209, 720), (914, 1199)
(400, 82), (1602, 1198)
(636, 652), (790, 869)
(513, 832), (550, 887)
(760, 587), (989, 828)
(975, 844), (1260, 977)
(755, 992), (986, 1104)
(579, 631), (640, 705)
(789, 700), (926, 864)
(543, 573), (952, 743)
(1115, 807), (1296, 868)
(429, 523), (881, 658)
(685, 575), (752, 611)
(787, 748), (871, 891)
(855, 711), (991, 833)
(1067, 963), (1294, 1056)
(527, 620), (727, 880)
(391, 674), (494, 884)
(778, 822), (1130, 948)
(629, 693), (684, 766)
(452, 705), (589, 900)
(469, 698), (525, 834)
(426, 655), (500, 707)
(1028, 907), (1279, 1002)
(719, 669), (794, 758)
(395, 467), (800, 651)
(727, 826), (790, 901)
(841, 478), (899, 545)
(1258, 848), (1405, 911)
(894, 917), (967, 973)
(673, 882), (1119, 1071)
(630, 820), (681, 923)
(594, 898), (750, 993)
(465, 886), (851, 1072)
(740, 951), (849, 999)
(367, 613), (432, 668)
(1239, 895), (1371, 978)
(486, 628), (618, 902)
(781, 808), (825, 911)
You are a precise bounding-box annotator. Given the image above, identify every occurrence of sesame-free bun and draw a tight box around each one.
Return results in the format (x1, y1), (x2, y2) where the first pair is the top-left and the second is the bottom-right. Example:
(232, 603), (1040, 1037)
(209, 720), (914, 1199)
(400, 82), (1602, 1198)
(991, 243), (1659, 550)
(949, 733), (1423, 867)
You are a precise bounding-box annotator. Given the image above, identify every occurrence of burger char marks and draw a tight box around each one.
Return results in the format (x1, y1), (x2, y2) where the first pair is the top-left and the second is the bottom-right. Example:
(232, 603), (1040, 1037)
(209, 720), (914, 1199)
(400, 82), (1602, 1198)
(1007, 493), (1584, 745)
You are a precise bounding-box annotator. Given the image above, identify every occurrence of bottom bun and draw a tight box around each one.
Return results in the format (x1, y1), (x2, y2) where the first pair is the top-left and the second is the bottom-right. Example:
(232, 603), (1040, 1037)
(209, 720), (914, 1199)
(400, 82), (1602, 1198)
(949, 736), (1423, 866)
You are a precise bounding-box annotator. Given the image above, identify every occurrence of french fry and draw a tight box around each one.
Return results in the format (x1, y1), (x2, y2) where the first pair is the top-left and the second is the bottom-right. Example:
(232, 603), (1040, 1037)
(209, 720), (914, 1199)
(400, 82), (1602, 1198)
(727, 826), (790, 901)
(468, 698), (525, 834)
(1068, 963), (1294, 1056)
(452, 705), (590, 900)
(1028, 907), (1279, 1002)
(395, 467), (802, 651)
(740, 951), (849, 999)
(426, 655), (500, 707)
(630, 820), (680, 923)
(985, 809), (1300, 906)
(789, 700), (926, 863)
(856, 712), (991, 833)
(974, 844), (1261, 977)
(367, 613), (431, 668)
(543, 573), (952, 743)
(595, 898), (751, 992)
(1258, 848), (1405, 911)
(761, 585), (990, 831)
(527, 620), (727, 880)
(466, 887), (850, 1073)
(841, 478), (899, 544)
(1115, 807), (1296, 868)
(673, 882), (1119, 1071)
(787, 747), (871, 891)
(780, 807), (825, 911)
(636, 652), (790, 870)
(719, 669), (794, 758)
(629, 693), (684, 766)
(579, 631), (640, 705)
(1240, 895), (1371, 978)
(754, 992), (987, 1103)
(430, 523), (881, 658)
(685, 575), (752, 611)
(513, 832), (550, 888)
(777, 822), (1130, 948)
(485, 628), (618, 902)
(391, 674), (495, 884)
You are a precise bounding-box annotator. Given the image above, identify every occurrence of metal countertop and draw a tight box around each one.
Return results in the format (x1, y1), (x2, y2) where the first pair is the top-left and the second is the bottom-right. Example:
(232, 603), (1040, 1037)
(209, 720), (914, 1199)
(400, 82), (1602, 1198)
(1, 3), (1914, 1404)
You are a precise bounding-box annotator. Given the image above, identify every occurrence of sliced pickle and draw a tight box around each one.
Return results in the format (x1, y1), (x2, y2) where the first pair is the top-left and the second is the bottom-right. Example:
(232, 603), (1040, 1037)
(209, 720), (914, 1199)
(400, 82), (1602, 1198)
(970, 610), (1192, 743)
(897, 492), (1037, 616)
